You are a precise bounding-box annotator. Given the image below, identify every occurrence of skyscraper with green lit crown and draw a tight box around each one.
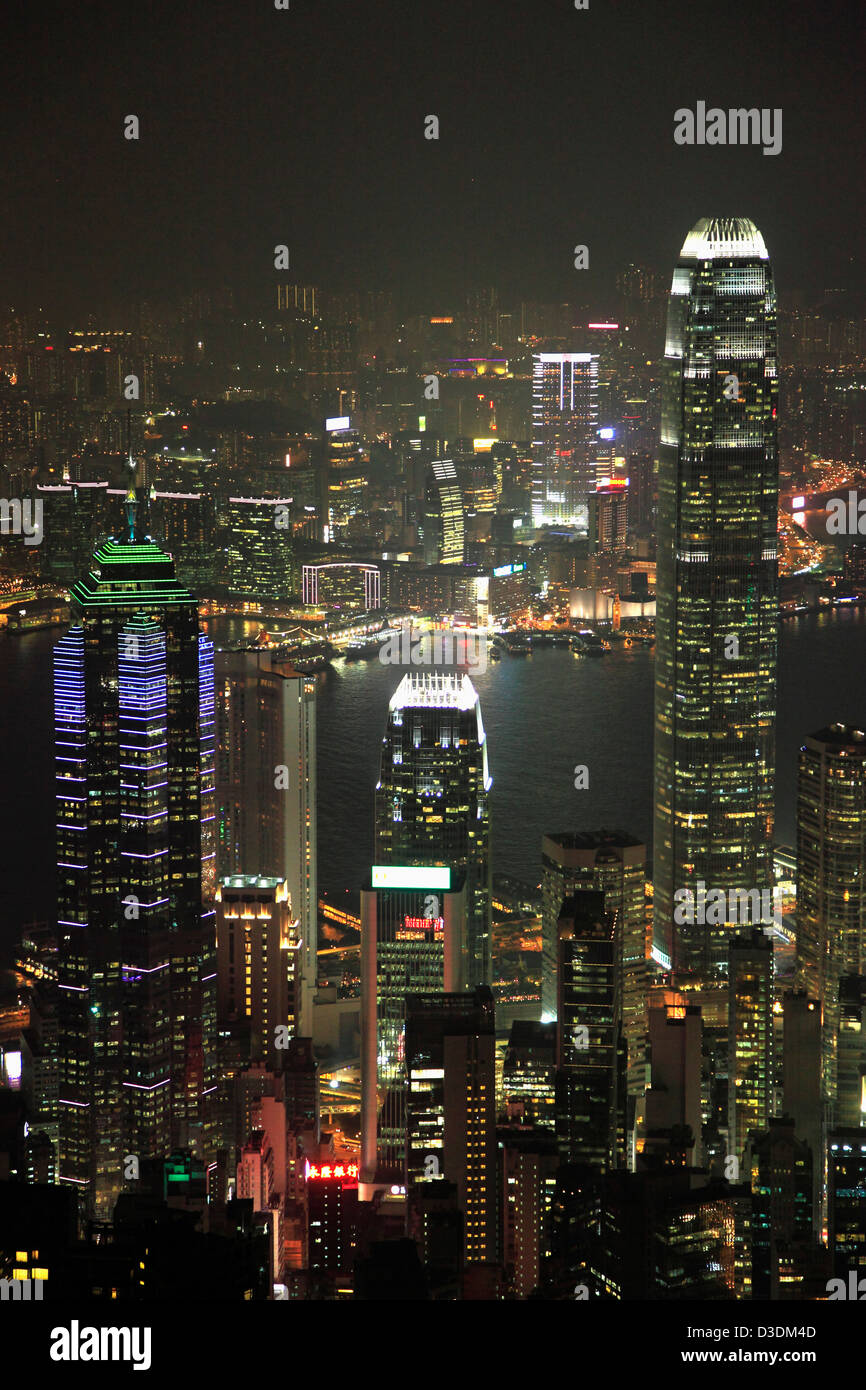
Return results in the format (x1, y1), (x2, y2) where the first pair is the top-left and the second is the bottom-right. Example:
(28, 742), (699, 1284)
(55, 492), (216, 1220)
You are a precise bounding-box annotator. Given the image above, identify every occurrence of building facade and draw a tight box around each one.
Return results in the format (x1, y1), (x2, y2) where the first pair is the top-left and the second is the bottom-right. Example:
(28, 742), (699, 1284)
(360, 866), (466, 1188)
(531, 352), (599, 527)
(216, 649), (317, 1036)
(653, 217), (779, 978)
(374, 672), (492, 987)
(54, 497), (216, 1221)
(797, 724), (866, 1103)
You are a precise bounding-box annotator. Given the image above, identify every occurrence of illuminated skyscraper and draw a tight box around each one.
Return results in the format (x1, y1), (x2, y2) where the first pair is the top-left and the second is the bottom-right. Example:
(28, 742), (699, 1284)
(502, 1020), (557, 1129)
(797, 725), (866, 1100)
(225, 496), (296, 600)
(405, 986), (497, 1266)
(727, 929), (773, 1164)
(326, 425), (369, 540)
(216, 649), (317, 1036)
(422, 459), (465, 564)
(531, 352), (599, 526)
(215, 876), (301, 1067)
(555, 892), (623, 1170)
(653, 218), (779, 977)
(359, 865), (467, 1188)
(54, 494), (216, 1220)
(540, 831), (646, 1082)
(374, 672), (492, 986)
(837, 976), (866, 1129)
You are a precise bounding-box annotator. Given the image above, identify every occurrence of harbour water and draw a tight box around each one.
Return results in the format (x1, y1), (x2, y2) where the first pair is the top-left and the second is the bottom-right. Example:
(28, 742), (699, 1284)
(2, 606), (866, 941)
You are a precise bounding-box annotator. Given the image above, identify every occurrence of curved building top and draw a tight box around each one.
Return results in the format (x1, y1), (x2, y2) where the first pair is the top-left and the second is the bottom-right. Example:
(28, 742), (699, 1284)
(679, 217), (769, 262)
(389, 670), (479, 712)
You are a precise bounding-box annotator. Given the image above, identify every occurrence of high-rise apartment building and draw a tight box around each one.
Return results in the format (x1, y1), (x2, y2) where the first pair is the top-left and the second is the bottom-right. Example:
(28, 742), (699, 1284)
(588, 480), (629, 557)
(531, 352), (599, 527)
(653, 218), (779, 977)
(216, 649), (317, 1036)
(374, 673), (492, 987)
(54, 494), (216, 1220)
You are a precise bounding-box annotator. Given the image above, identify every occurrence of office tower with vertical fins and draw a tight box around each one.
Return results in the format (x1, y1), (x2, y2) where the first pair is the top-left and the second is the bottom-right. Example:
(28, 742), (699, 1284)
(360, 866), (467, 1186)
(54, 495), (216, 1220)
(653, 218), (779, 978)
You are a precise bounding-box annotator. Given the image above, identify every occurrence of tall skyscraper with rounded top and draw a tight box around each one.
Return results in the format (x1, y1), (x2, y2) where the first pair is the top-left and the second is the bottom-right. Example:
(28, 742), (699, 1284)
(375, 672), (492, 986)
(653, 218), (778, 978)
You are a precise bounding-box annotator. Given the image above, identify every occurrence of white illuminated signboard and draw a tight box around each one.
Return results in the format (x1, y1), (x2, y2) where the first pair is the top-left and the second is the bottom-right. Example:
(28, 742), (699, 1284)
(371, 866), (451, 890)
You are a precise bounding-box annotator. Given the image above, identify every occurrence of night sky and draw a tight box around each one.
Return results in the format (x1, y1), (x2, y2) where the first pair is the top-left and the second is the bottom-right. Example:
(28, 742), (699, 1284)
(1, 0), (863, 319)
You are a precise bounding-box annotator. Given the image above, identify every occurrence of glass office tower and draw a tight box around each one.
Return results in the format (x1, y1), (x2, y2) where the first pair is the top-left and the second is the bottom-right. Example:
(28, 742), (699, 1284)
(375, 672), (492, 986)
(54, 494), (216, 1220)
(797, 723), (866, 1101)
(422, 459), (466, 564)
(653, 218), (779, 978)
(216, 648), (317, 1037)
(531, 352), (599, 527)
(359, 866), (466, 1186)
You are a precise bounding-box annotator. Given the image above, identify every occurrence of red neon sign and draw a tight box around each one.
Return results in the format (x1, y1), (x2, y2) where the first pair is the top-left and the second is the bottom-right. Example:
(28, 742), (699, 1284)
(307, 1161), (358, 1182)
(396, 916), (445, 940)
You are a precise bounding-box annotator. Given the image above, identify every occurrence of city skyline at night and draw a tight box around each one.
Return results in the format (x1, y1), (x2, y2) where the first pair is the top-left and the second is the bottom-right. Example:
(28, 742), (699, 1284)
(1, 0), (865, 1355)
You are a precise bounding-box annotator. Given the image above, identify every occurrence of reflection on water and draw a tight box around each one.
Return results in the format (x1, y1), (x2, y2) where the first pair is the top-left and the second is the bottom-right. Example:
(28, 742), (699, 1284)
(3, 607), (866, 940)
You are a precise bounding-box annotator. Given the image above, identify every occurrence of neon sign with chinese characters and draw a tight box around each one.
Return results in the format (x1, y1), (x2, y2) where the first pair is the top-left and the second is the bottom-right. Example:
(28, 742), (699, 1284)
(305, 1160), (359, 1184)
(396, 915), (445, 941)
